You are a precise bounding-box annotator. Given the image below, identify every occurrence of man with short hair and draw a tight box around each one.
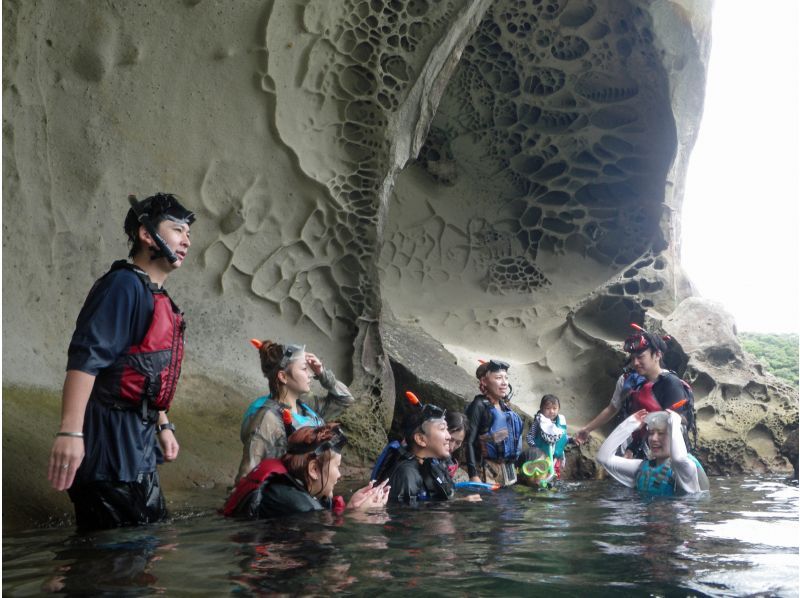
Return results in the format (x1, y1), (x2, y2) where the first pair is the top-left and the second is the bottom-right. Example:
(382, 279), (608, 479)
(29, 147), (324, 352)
(387, 403), (455, 503)
(47, 193), (195, 530)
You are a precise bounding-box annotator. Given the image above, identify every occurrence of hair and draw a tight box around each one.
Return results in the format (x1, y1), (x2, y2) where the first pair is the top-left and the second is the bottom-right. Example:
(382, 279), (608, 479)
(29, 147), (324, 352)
(445, 411), (469, 436)
(475, 362), (491, 380)
(539, 394), (560, 412)
(253, 340), (288, 395)
(124, 192), (194, 258)
(281, 424), (340, 488)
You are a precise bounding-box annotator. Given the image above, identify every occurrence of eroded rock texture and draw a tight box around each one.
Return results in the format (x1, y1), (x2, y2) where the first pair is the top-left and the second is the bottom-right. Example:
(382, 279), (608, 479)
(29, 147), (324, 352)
(3, 0), (795, 488)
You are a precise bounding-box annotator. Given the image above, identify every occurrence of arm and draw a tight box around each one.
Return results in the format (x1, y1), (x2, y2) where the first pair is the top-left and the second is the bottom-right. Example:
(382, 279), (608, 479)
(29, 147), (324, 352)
(304, 353), (355, 419)
(666, 410), (703, 493)
(464, 399), (484, 481)
(156, 411), (179, 462)
(574, 403), (618, 444)
(236, 410), (287, 482)
(575, 376), (625, 444)
(48, 370), (95, 491)
(596, 411), (646, 487)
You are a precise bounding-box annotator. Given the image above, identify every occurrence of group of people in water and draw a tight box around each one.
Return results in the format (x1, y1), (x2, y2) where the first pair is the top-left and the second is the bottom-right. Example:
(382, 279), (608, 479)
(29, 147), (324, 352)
(46, 193), (708, 532)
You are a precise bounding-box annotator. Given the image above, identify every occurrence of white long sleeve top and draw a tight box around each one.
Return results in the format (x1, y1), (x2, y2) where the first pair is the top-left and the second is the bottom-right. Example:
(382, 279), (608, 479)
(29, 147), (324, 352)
(596, 411), (706, 494)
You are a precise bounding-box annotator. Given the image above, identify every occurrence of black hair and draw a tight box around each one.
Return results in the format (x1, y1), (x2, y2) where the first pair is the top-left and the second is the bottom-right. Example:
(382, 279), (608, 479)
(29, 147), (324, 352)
(538, 394), (560, 413)
(445, 411), (469, 436)
(124, 193), (195, 258)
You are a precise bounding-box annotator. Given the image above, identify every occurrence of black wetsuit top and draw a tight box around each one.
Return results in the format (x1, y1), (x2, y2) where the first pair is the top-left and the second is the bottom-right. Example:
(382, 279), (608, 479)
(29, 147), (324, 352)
(239, 474), (327, 519)
(387, 454), (454, 504)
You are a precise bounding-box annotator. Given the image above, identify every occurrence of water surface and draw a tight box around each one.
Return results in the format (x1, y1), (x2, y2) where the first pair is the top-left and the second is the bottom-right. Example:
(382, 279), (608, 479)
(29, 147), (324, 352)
(3, 476), (798, 596)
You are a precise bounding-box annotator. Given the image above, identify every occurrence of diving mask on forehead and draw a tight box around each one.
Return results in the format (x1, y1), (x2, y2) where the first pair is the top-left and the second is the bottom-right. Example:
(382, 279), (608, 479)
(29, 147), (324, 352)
(287, 426), (347, 455)
(278, 344), (305, 370)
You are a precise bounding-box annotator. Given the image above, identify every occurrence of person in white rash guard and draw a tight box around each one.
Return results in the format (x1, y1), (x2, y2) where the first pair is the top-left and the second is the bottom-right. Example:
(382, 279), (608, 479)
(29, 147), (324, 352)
(597, 409), (709, 496)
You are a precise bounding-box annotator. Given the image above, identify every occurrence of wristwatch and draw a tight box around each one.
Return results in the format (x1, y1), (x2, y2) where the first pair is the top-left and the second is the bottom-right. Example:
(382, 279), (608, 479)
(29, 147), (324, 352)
(157, 422), (176, 434)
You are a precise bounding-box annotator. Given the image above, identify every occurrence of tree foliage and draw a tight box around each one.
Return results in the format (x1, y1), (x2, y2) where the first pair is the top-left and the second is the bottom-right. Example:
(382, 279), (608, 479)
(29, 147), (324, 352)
(739, 333), (799, 388)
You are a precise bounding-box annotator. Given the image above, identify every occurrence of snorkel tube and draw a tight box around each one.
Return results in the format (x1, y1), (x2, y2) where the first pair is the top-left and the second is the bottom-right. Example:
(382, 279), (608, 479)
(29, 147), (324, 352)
(127, 194), (179, 263)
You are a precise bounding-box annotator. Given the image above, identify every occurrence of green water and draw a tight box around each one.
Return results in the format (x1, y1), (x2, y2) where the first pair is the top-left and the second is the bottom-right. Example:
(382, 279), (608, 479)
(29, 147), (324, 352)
(3, 476), (798, 596)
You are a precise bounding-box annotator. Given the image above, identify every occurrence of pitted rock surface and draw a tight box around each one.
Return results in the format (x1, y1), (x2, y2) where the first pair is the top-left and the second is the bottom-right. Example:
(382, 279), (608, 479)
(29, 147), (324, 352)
(2, 0), (795, 530)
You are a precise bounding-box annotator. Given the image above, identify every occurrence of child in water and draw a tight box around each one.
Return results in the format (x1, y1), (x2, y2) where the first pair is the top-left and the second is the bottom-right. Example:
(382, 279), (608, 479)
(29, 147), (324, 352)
(525, 394), (570, 480)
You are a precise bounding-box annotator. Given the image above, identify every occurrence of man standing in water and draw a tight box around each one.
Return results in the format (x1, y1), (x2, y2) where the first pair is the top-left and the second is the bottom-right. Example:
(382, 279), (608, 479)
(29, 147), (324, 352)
(47, 193), (195, 530)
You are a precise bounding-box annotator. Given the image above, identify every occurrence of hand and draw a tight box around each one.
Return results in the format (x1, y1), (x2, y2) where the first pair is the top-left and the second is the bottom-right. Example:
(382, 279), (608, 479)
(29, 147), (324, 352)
(469, 476), (482, 483)
(348, 479), (390, 510)
(631, 409), (648, 426)
(305, 352), (324, 377)
(158, 429), (180, 462)
(462, 493), (482, 502)
(48, 436), (85, 491)
(574, 428), (590, 445)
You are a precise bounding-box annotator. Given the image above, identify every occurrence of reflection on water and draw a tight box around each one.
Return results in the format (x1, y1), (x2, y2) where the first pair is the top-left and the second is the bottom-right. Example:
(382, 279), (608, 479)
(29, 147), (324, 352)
(3, 476), (798, 596)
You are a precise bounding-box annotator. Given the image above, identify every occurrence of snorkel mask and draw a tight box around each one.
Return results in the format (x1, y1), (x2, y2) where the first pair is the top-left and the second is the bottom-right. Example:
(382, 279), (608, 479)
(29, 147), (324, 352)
(125, 193), (195, 263)
(521, 457), (555, 488)
(623, 323), (669, 355)
(403, 391), (447, 440)
(249, 339), (306, 372)
(287, 425), (348, 455)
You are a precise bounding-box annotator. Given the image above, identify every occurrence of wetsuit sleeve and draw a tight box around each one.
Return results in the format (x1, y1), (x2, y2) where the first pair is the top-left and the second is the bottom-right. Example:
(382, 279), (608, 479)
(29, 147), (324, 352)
(667, 411), (702, 494)
(307, 369), (355, 420)
(596, 414), (644, 487)
(66, 269), (151, 375)
(464, 398), (484, 479)
(236, 409), (288, 482)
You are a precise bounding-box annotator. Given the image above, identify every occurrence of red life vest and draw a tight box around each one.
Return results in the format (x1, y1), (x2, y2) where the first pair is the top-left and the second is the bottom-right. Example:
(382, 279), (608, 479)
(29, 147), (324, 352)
(223, 458), (288, 517)
(629, 379), (662, 413)
(90, 263), (185, 414)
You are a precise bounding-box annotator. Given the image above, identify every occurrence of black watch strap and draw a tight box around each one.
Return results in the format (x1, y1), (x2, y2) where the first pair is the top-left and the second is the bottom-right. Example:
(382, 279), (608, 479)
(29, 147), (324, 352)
(157, 422), (176, 434)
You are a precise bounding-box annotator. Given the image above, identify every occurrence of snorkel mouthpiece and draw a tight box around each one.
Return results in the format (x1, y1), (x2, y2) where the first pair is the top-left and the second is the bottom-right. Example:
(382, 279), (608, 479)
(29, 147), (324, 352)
(128, 194), (179, 263)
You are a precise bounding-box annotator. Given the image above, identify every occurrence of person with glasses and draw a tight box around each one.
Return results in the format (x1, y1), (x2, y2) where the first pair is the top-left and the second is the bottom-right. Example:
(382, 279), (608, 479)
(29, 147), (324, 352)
(235, 340), (354, 483)
(597, 410), (708, 495)
(464, 360), (524, 486)
(386, 402), (456, 503)
(224, 424), (389, 518)
(574, 325), (695, 458)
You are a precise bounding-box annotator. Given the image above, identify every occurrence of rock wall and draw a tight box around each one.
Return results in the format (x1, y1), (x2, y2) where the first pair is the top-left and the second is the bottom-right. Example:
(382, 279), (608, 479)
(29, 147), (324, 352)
(3, 0), (796, 528)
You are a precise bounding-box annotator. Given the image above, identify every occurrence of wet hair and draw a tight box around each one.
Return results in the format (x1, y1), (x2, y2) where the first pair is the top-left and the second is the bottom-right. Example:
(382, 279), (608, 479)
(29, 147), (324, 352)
(445, 411), (469, 437)
(253, 340), (290, 395)
(539, 394), (560, 412)
(124, 193), (195, 258)
(281, 424), (340, 488)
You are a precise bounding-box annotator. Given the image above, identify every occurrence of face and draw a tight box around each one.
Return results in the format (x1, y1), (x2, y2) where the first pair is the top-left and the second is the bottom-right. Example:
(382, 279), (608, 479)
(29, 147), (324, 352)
(482, 370), (509, 400)
(448, 428), (465, 454)
(279, 351), (312, 394)
(309, 451), (342, 498)
(541, 402), (559, 420)
(149, 219), (192, 268)
(630, 349), (662, 378)
(647, 426), (671, 459)
(417, 419), (451, 459)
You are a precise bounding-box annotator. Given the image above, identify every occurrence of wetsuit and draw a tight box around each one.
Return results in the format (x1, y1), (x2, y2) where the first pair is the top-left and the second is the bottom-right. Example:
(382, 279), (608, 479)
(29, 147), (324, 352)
(66, 262), (174, 529)
(464, 394), (521, 484)
(236, 371), (353, 482)
(597, 411), (709, 495)
(387, 452), (455, 504)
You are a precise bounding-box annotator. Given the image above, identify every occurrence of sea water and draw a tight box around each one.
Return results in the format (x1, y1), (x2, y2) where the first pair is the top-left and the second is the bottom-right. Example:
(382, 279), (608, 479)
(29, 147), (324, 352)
(3, 475), (798, 596)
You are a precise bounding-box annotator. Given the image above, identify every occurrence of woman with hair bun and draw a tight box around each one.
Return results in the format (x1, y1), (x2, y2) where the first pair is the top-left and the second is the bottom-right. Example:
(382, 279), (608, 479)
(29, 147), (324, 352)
(235, 340), (354, 482)
(224, 424), (389, 518)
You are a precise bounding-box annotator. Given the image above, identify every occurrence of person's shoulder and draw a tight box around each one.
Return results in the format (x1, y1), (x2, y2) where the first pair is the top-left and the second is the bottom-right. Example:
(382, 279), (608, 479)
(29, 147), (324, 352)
(389, 455), (422, 480)
(97, 262), (148, 293)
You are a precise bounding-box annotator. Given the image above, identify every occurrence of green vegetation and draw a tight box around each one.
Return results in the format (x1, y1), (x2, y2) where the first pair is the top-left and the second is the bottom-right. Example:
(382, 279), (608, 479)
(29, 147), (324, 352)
(739, 333), (799, 388)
